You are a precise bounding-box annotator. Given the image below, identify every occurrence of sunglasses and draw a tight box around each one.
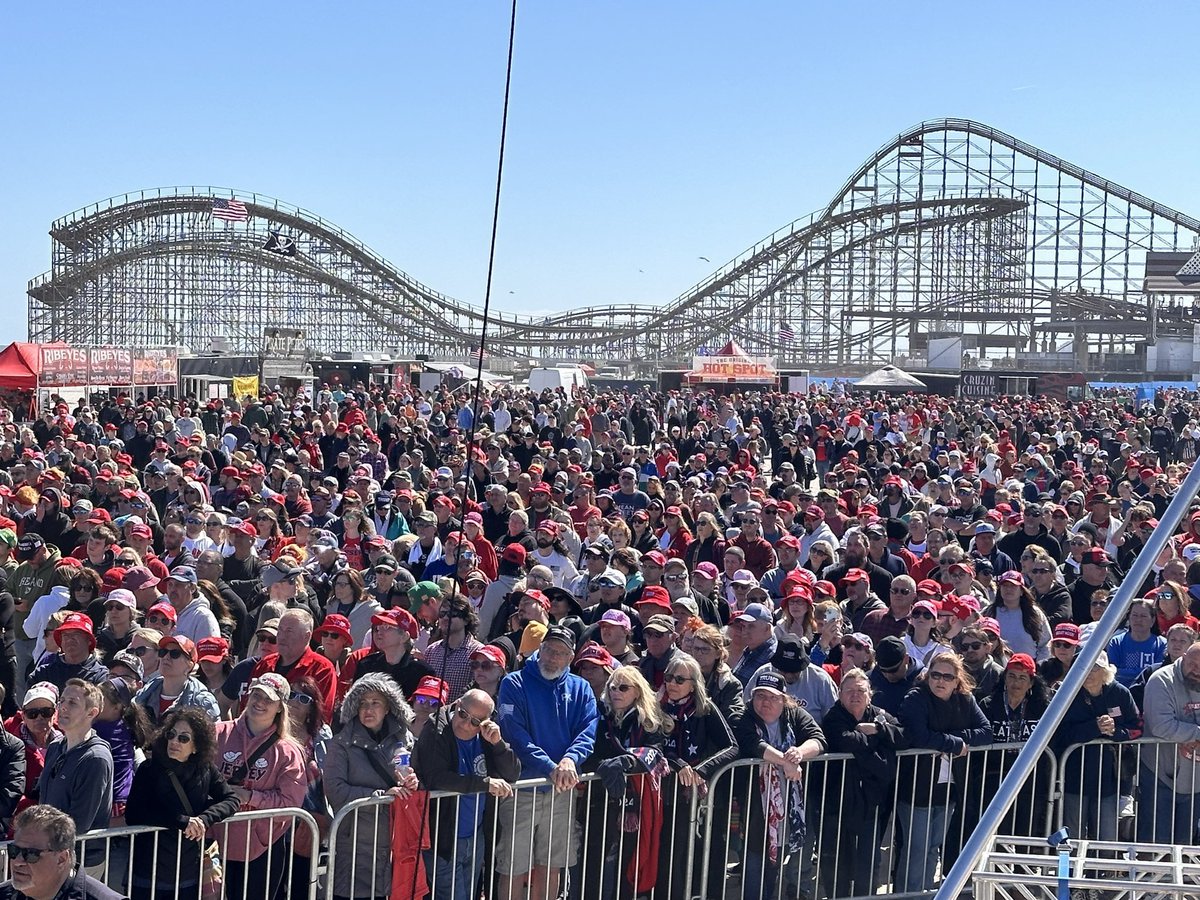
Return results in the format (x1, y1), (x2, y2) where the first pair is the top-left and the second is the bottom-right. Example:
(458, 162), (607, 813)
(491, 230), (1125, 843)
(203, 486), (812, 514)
(104, 602), (130, 612)
(164, 729), (192, 744)
(1030, 567), (1053, 575)
(184, 518), (203, 526)
(911, 610), (935, 620)
(664, 674), (692, 685)
(288, 692), (314, 706)
(157, 648), (188, 660)
(22, 707), (53, 720)
(130, 646), (153, 656)
(206, 520), (223, 527)
(890, 587), (913, 595)
(962, 642), (986, 651)
(1090, 599), (1109, 607)
(8, 845), (53, 864)
(663, 574), (687, 583)
(470, 659), (496, 670)
(454, 706), (488, 728)
(414, 697), (440, 707)
(928, 671), (957, 682)
(1051, 641), (1076, 650)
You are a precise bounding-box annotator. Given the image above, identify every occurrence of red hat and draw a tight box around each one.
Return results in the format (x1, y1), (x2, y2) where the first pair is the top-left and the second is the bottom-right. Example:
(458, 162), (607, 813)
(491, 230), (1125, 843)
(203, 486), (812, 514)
(520, 589), (551, 611)
(413, 675), (450, 704)
(813, 580), (836, 597)
(840, 568), (869, 585)
(231, 520), (257, 538)
(912, 599), (941, 617)
(665, 505), (682, 517)
(776, 534), (800, 550)
(1053, 623), (1082, 646)
(501, 544), (527, 566)
(54, 613), (95, 651)
(530, 483), (552, 495)
(1005, 653), (1036, 675)
(196, 636), (230, 664)
(977, 616), (1002, 638)
(371, 607), (419, 640)
(573, 641), (617, 672)
(536, 520), (559, 535)
(784, 584), (814, 604)
(315, 613), (353, 644)
(804, 504), (824, 519)
(637, 585), (672, 611)
(470, 645), (507, 669)
(940, 595), (973, 622)
(159, 634), (197, 661)
(643, 550), (668, 568)
(148, 602), (178, 624)
(917, 579), (943, 597)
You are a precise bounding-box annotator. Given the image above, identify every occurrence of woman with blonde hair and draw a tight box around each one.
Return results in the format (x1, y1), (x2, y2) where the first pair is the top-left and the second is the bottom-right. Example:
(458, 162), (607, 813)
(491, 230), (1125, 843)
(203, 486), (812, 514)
(659, 654), (738, 900)
(683, 511), (726, 570)
(582, 666), (670, 900)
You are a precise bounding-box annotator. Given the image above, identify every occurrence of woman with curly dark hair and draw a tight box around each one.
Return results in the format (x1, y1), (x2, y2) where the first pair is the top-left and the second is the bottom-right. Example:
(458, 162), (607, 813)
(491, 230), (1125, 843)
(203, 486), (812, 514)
(124, 706), (241, 900)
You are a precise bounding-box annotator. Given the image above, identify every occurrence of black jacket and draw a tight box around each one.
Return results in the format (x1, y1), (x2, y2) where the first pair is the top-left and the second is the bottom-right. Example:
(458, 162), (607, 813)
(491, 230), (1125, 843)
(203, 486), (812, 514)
(0, 867), (125, 900)
(819, 701), (904, 815)
(0, 727), (23, 824)
(411, 707), (520, 859)
(1034, 582), (1073, 628)
(897, 684), (991, 806)
(735, 705), (826, 844)
(125, 757), (240, 886)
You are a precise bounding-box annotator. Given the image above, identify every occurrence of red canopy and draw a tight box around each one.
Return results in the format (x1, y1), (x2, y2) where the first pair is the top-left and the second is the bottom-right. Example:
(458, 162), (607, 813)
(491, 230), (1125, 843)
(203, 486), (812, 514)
(0, 342), (43, 390)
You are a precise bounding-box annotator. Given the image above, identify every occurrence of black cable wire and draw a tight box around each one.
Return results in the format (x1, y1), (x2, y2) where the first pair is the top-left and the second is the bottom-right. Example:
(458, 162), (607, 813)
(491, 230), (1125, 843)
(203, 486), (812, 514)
(407, 3), (518, 898)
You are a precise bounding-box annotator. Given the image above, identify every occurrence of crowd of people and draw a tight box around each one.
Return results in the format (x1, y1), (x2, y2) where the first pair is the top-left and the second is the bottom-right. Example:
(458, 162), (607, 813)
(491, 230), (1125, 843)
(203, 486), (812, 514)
(0, 381), (1199, 899)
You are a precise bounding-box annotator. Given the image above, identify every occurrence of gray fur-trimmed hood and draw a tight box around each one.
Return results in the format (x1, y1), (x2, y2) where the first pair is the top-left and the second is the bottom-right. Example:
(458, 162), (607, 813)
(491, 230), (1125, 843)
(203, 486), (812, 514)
(339, 672), (414, 727)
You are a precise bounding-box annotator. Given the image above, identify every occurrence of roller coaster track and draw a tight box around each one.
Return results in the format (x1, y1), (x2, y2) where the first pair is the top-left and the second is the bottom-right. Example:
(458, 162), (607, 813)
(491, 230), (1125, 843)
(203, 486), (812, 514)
(27, 119), (1200, 364)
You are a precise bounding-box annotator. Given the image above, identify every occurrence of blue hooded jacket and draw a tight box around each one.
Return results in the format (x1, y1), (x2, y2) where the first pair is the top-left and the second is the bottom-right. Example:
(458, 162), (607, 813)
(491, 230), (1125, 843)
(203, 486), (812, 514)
(498, 652), (598, 780)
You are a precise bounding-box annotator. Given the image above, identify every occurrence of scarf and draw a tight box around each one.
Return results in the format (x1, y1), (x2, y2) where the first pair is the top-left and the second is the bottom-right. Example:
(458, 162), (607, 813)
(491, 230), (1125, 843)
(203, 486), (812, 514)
(407, 536), (443, 569)
(757, 716), (805, 864)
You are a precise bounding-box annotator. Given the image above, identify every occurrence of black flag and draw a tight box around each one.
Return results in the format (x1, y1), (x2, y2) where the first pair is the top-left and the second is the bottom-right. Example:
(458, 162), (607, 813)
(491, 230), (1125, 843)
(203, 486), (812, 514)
(262, 232), (298, 257)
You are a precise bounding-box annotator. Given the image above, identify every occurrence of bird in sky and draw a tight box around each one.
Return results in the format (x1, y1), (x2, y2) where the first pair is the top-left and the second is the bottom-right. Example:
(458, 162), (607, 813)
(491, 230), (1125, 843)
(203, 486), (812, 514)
(698, 256), (710, 262)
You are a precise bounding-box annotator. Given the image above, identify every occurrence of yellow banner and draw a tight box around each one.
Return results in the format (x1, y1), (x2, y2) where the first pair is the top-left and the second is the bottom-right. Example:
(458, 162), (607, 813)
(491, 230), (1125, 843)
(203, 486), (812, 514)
(232, 375), (260, 400)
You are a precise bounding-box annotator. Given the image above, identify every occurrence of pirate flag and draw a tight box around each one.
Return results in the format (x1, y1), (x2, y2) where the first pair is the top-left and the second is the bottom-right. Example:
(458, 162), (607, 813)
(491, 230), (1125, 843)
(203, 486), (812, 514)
(262, 232), (298, 257)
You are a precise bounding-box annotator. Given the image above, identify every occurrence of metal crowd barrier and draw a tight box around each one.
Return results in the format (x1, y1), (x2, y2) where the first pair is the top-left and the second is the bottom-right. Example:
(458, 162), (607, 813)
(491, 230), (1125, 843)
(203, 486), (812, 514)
(0, 808), (321, 900)
(9, 737), (1199, 899)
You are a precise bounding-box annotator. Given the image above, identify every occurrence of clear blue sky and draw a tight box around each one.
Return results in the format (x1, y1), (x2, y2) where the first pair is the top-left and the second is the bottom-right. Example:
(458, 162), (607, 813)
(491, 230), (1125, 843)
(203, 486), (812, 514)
(2, 2), (1198, 345)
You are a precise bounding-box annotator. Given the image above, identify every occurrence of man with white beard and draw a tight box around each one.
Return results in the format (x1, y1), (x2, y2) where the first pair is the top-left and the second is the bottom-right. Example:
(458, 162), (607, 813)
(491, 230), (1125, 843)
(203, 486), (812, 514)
(495, 626), (598, 900)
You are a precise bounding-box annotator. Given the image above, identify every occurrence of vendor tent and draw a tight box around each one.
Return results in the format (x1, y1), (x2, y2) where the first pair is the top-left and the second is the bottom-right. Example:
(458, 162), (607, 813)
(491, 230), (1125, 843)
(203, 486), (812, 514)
(0, 342), (43, 390)
(853, 364), (927, 392)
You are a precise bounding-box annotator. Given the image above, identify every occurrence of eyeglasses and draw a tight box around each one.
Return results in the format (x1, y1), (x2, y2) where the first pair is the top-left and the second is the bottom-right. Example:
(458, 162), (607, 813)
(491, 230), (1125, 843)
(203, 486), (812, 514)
(1156, 592), (1175, 601)
(22, 707), (53, 720)
(1090, 599), (1109, 607)
(664, 674), (693, 685)
(455, 706), (489, 727)
(255, 514), (273, 522)
(962, 642), (986, 651)
(470, 659), (496, 671)
(1030, 567), (1053, 575)
(164, 729), (193, 744)
(890, 587), (913, 595)
(663, 574), (687, 583)
(288, 692), (314, 706)
(610, 683), (634, 693)
(8, 845), (53, 864)
(928, 671), (957, 682)
(157, 648), (188, 660)
(206, 520), (223, 527)
(258, 635), (278, 644)
(147, 615), (171, 626)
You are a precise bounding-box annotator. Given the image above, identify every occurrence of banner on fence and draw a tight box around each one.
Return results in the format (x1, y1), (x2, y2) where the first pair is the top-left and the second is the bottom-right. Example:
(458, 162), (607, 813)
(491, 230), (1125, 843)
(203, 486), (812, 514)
(38, 346), (90, 388)
(37, 345), (178, 387)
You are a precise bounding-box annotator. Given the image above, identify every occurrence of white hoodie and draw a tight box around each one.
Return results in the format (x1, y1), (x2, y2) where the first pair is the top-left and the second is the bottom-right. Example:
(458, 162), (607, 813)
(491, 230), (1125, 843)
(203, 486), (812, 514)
(25, 585), (72, 658)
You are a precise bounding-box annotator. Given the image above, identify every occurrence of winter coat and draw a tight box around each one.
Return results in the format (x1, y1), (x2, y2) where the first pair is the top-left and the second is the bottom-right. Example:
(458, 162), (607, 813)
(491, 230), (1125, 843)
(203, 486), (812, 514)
(412, 706), (520, 859)
(324, 674), (415, 899)
(818, 701), (905, 818)
(27, 652), (108, 693)
(213, 717), (306, 862)
(1054, 679), (1138, 796)
(124, 756), (240, 888)
(38, 732), (113, 865)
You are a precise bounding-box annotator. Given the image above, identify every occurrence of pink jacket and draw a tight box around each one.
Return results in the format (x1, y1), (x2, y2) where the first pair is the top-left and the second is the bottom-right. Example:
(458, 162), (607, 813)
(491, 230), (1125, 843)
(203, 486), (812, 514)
(213, 718), (306, 861)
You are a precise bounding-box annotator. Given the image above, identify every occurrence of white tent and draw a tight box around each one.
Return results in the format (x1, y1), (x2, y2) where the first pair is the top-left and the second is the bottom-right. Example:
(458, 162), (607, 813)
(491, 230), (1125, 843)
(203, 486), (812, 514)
(853, 364), (927, 392)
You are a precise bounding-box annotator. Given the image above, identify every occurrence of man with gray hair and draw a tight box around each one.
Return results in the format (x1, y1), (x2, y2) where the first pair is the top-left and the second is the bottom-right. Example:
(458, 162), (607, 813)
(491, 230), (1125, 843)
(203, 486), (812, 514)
(413, 688), (520, 900)
(0, 804), (123, 900)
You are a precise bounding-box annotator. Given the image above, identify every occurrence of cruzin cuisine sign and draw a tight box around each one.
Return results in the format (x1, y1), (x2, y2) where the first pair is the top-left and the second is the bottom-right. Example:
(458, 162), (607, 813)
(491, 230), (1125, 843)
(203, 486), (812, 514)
(689, 355), (777, 382)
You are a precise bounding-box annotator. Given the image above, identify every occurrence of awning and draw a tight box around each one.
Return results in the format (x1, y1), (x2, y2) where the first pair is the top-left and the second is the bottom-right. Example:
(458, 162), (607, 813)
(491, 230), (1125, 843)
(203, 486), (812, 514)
(853, 364), (927, 392)
(0, 342), (48, 390)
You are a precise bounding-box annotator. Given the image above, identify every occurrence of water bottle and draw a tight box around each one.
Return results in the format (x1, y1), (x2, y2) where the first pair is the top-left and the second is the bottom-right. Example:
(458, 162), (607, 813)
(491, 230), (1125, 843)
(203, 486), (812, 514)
(392, 746), (413, 781)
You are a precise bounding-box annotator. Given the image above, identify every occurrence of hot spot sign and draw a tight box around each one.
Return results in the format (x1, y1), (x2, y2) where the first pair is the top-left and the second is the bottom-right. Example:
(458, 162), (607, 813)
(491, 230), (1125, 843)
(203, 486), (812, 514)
(689, 355), (777, 382)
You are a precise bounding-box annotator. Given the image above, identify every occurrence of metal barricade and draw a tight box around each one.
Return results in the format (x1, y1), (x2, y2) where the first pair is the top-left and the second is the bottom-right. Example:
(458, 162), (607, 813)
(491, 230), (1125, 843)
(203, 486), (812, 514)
(1056, 735), (1200, 847)
(62, 808), (321, 900)
(700, 742), (1057, 900)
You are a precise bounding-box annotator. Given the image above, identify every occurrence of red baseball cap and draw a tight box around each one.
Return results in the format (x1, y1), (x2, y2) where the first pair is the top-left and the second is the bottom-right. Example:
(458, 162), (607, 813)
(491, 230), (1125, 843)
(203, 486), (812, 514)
(637, 585), (672, 611)
(413, 675), (450, 704)
(315, 613), (353, 644)
(371, 607), (419, 640)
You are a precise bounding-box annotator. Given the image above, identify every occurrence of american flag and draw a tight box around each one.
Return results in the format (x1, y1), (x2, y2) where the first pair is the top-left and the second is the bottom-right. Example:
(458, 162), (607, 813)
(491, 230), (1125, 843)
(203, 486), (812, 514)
(469, 345), (488, 367)
(211, 198), (249, 222)
(779, 320), (796, 344)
